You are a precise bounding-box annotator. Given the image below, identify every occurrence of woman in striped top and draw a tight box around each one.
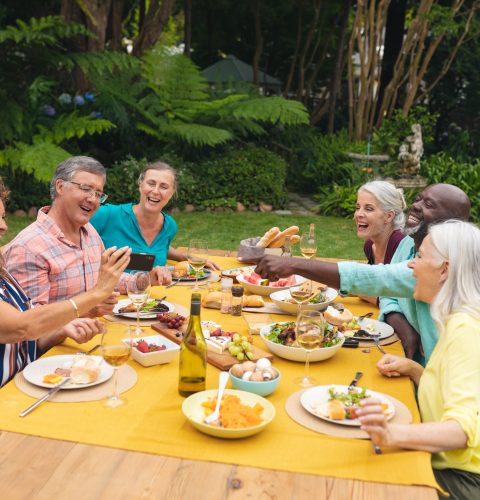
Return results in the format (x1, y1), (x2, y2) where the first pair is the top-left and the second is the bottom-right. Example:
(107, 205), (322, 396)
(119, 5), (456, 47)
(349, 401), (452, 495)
(0, 180), (132, 386)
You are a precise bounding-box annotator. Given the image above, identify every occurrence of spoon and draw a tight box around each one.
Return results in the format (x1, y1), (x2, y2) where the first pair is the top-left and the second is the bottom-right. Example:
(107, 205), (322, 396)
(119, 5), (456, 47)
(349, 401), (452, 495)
(204, 371), (229, 425)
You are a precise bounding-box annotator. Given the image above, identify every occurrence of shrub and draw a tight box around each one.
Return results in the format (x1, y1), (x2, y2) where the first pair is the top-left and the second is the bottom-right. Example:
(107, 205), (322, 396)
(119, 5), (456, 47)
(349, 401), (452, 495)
(105, 145), (288, 210)
(0, 165), (50, 211)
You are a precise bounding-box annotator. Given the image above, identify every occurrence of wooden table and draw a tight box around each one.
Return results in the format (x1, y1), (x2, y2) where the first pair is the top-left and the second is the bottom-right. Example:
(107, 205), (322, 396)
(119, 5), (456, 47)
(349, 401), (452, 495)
(0, 254), (438, 499)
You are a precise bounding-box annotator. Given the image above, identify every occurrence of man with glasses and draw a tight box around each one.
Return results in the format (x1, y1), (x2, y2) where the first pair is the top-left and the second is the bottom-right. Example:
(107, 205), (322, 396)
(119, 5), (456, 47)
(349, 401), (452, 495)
(6, 156), (171, 317)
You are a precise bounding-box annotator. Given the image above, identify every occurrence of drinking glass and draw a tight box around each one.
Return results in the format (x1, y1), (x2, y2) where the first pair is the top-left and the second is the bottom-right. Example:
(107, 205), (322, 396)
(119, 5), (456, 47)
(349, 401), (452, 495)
(299, 233), (317, 259)
(187, 239), (208, 291)
(289, 280), (314, 319)
(101, 325), (132, 408)
(294, 310), (325, 387)
(127, 271), (151, 336)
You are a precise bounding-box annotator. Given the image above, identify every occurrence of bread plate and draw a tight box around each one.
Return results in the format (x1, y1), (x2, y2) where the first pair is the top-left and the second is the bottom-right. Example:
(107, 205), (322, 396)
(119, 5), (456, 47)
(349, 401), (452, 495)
(300, 384), (395, 427)
(22, 355), (113, 389)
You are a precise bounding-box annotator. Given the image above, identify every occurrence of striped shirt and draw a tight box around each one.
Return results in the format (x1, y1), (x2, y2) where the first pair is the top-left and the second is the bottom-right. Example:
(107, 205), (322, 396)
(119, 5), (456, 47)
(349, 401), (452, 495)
(5, 206), (105, 305)
(0, 271), (37, 386)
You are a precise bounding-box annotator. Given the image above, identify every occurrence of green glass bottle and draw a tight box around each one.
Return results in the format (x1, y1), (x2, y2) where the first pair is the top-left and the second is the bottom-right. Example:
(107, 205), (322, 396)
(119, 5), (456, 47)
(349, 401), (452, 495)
(178, 292), (207, 397)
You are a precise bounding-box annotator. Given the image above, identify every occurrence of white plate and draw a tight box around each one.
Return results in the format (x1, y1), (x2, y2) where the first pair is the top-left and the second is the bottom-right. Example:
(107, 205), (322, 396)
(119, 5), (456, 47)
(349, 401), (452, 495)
(349, 317), (394, 341)
(23, 355), (114, 389)
(113, 298), (174, 319)
(236, 273), (306, 296)
(300, 384), (395, 427)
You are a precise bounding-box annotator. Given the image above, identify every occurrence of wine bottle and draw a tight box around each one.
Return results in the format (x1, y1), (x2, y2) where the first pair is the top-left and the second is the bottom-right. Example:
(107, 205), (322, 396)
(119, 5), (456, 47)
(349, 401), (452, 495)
(178, 292), (207, 397)
(301, 223), (317, 259)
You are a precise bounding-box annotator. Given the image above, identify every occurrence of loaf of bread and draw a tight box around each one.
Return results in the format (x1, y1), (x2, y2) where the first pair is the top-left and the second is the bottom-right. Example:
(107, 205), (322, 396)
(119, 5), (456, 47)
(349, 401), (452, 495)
(243, 295), (265, 307)
(256, 227), (280, 248)
(268, 226), (300, 248)
(202, 291), (222, 309)
(290, 234), (301, 245)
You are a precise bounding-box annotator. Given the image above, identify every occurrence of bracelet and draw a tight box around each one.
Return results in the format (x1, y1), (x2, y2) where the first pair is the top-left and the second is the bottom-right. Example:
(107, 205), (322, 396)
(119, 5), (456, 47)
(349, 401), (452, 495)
(69, 298), (80, 318)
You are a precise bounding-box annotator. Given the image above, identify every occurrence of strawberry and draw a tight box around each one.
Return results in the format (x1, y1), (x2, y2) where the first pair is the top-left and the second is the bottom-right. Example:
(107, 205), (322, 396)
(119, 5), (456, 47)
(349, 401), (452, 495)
(136, 340), (149, 353)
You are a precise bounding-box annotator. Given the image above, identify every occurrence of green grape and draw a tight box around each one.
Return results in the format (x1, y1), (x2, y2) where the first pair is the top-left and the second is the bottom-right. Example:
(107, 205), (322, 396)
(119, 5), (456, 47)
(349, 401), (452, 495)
(245, 351), (254, 361)
(233, 333), (241, 343)
(237, 352), (245, 361)
(241, 341), (251, 350)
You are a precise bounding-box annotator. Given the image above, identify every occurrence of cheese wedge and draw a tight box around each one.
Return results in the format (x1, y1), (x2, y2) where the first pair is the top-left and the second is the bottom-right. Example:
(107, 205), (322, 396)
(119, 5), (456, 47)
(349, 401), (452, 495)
(205, 336), (231, 354)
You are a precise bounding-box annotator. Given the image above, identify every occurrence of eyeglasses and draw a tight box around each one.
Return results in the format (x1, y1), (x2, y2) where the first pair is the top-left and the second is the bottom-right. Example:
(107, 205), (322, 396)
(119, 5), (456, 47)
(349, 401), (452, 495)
(66, 181), (108, 204)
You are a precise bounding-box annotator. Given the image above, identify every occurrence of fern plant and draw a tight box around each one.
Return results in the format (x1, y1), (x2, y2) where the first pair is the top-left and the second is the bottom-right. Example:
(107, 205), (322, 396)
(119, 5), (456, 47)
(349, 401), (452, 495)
(86, 46), (309, 148)
(0, 16), (116, 181)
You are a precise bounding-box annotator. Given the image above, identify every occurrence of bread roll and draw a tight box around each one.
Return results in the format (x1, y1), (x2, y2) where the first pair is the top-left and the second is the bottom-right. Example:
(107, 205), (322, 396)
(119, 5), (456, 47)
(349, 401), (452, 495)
(290, 235), (301, 245)
(268, 226), (300, 248)
(173, 261), (190, 278)
(256, 227), (280, 248)
(323, 306), (354, 326)
(243, 295), (265, 307)
(328, 399), (346, 420)
(202, 291), (222, 309)
(70, 356), (100, 384)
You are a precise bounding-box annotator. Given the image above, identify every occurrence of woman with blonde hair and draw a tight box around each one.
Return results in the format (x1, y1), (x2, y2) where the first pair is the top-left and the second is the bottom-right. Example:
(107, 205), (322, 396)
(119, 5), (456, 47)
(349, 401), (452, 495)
(0, 179), (131, 386)
(355, 180), (407, 265)
(357, 220), (480, 498)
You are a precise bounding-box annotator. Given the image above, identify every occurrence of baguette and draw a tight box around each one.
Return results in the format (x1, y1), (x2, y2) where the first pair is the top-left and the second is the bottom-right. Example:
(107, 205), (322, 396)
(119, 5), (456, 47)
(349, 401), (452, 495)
(243, 295), (265, 307)
(201, 291), (222, 309)
(290, 234), (300, 245)
(256, 227), (280, 248)
(268, 226), (300, 248)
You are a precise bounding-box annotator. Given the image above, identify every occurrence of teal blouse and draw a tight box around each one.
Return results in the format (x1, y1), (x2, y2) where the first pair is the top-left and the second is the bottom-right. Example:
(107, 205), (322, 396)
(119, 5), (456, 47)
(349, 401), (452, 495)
(91, 203), (177, 267)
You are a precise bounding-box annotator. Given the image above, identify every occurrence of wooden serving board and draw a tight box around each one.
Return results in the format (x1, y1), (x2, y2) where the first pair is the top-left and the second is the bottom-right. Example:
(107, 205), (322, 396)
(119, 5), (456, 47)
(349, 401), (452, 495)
(151, 322), (273, 371)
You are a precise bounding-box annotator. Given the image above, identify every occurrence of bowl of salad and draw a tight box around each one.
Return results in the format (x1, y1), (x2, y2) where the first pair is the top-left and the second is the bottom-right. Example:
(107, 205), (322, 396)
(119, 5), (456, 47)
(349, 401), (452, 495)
(269, 287), (338, 315)
(260, 321), (344, 362)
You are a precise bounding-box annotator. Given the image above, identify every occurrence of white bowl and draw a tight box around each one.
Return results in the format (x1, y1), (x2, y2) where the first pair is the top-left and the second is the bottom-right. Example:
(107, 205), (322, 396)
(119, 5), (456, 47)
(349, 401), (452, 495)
(236, 273), (306, 296)
(270, 287), (338, 315)
(126, 335), (180, 367)
(260, 322), (345, 362)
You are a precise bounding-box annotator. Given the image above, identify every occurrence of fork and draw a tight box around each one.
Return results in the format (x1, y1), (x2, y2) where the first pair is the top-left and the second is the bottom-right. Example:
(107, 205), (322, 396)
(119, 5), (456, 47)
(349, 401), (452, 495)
(370, 333), (387, 355)
(204, 371), (229, 425)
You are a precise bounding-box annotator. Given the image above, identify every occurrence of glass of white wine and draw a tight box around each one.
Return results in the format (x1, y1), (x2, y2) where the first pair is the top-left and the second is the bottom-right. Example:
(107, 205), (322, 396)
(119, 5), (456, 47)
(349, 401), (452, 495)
(294, 310), (325, 387)
(101, 325), (132, 408)
(299, 225), (317, 259)
(127, 271), (151, 337)
(290, 280), (315, 319)
(187, 239), (208, 291)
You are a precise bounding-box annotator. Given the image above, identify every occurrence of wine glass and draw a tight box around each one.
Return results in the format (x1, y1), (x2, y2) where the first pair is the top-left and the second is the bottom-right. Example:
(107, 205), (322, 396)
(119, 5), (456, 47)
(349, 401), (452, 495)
(294, 310), (325, 387)
(289, 280), (314, 319)
(127, 271), (151, 337)
(299, 232), (317, 259)
(187, 239), (208, 291)
(101, 325), (132, 408)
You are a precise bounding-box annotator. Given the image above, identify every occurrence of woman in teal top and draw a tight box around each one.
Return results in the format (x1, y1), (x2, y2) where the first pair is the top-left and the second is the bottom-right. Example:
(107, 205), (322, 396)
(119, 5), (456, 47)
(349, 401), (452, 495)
(92, 162), (181, 267)
(92, 161), (219, 270)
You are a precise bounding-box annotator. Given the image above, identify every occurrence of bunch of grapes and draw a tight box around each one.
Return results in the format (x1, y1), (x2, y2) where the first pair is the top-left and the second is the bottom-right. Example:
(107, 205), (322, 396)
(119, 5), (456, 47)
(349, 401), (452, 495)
(228, 333), (254, 361)
(157, 313), (186, 329)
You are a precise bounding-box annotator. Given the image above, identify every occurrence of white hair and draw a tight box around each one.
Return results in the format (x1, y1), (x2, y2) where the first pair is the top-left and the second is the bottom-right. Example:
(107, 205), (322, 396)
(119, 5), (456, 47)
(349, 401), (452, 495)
(428, 220), (480, 333)
(358, 180), (407, 229)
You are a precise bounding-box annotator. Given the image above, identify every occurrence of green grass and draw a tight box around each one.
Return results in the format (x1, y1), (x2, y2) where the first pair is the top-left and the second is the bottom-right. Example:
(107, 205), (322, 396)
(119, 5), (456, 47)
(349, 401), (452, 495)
(4, 212), (365, 260)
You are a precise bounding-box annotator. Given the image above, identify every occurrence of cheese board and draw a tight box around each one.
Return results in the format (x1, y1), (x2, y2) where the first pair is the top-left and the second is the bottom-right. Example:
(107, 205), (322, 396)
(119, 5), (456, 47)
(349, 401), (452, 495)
(151, 322), (273, 371)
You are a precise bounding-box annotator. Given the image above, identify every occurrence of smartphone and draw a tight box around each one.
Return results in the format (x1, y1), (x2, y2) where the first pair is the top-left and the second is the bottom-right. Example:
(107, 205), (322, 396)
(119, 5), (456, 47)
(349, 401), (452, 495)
(126, 252), (155, 272)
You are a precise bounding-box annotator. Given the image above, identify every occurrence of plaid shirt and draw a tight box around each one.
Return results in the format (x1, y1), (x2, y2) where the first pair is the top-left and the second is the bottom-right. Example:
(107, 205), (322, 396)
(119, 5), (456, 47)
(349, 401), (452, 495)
(5, 207), (105, 305)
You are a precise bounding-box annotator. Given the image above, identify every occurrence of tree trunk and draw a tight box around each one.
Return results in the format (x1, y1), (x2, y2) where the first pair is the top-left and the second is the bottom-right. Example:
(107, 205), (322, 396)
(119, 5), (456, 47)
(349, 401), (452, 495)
(283, 1), (303, 97)
(132, 0), (177, 56)
(183, 0), (192, 57)
(109, 0), (125, 50)
(250, 0), (263, 86)
(326, 0), (352, 131)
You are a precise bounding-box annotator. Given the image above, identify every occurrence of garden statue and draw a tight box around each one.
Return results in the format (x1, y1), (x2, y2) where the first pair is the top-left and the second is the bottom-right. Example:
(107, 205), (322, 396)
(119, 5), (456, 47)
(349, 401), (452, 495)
(398, 123), (423, 176)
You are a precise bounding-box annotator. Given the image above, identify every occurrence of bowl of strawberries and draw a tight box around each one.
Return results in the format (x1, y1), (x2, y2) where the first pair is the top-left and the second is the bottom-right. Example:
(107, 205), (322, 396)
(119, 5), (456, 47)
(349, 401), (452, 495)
(127, 335), (180, 367)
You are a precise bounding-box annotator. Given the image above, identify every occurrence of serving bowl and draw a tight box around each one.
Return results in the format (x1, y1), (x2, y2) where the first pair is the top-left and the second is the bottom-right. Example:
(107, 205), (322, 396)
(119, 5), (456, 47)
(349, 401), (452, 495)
(236, 273), (306, 297)
(269, 287), (338, 315)
(125, 335), (180, 367)
(182, 389), (276, 439)
(228, 367), (280, 397)
(260, 323), (345, 362)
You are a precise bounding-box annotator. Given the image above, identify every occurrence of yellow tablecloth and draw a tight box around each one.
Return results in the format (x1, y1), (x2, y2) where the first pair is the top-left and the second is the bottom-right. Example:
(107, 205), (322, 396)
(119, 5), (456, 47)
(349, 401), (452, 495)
(0, 256), (439, 490)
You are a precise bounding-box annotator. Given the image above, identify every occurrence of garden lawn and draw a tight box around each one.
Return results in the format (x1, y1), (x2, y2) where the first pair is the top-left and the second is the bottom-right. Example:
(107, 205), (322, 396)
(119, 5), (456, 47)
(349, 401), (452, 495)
(5, 212), (365, 260)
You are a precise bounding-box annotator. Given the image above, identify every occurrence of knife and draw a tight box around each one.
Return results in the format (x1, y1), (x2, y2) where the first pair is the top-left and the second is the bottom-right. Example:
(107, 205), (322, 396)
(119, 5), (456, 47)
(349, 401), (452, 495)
(348, 371), (363, 391)
(19, 377), (71, 417)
